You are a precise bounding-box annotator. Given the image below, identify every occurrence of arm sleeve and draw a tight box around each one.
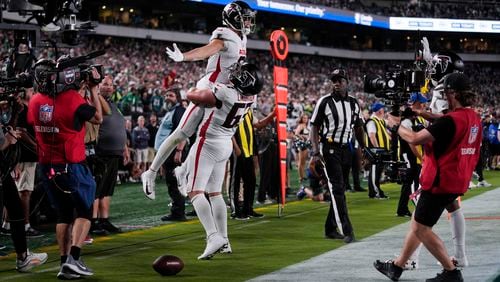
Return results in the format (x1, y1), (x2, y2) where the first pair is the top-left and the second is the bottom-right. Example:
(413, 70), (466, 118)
(74, 104), (96, 131)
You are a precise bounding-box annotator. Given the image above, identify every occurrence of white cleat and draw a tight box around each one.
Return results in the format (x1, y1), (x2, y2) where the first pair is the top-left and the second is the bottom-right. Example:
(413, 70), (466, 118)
(197, 233), (227, 260)
(174, 166), (188, 197)
(141, 169), (157, 200)
(220, 241), (232, 254)
(477, 180), (492, 187)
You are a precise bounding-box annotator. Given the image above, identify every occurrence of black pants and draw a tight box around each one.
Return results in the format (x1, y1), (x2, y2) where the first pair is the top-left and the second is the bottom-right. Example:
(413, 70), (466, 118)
(346, 147), (362, 190)
(322, 143), (354, 236)
(230, 153), (256, 216)
(398, 155), (421, 215)
(1, 174), (27, 254)
(163, 161), (185, 218)
(258, 142), (279, 202)
(368, 162), (386, 198)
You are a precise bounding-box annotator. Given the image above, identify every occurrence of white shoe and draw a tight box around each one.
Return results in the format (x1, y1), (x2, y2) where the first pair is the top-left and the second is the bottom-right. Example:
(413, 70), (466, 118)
(174, 166), (187, 197)
(141, 169), (157, 200)
(468, 181), (477, 189)
(197, 233), (227, 260)
(220, 241), (232, 254)
(403, 259), (419, 270)
(41, 22), (61, 32)
(16, 250), (48, 272)
(477, 180), (492, 187)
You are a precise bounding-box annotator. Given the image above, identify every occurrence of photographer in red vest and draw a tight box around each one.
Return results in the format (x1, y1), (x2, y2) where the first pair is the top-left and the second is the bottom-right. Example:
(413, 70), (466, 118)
(28, 57), (102, 279)
(374, 73), (482, 282)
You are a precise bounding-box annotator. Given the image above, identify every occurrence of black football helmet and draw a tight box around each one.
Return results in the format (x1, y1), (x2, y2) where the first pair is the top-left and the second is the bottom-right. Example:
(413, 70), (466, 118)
(229, 62), (263, 96)
(431, 51), (464, 83)
(222, 1), (256, 35)
(34, 58), (57, 95)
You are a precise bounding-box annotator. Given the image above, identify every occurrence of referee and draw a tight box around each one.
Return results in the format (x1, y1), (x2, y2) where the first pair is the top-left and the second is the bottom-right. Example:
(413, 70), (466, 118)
(310, 68), (365, 243)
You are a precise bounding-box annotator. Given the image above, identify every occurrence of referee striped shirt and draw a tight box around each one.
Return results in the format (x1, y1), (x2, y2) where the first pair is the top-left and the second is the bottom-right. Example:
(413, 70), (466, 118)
(310, 94), (361, 144)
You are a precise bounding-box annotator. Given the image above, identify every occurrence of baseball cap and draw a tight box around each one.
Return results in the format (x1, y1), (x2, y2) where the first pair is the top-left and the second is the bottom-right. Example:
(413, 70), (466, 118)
(443, 73), (470, 92)
(409, 92), (428, 104)
(371, 102), (385, 112)
(330, 68), (348, 82)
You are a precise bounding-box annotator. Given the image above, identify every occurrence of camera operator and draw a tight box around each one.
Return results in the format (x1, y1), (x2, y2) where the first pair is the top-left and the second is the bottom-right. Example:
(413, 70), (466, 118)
(366, 102), (390, 199)
(28, 57), (102, 279)
(374, 73), (481, 282)
(310, 68), (365, 244)
(396, 93), (429, 217)
(0, 111), (48, 272)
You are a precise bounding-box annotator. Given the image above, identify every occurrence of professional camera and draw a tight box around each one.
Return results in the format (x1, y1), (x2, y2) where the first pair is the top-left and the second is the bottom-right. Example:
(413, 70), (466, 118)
(363, 66), (425, 107)
(0, 73), (34, 89)
(79, 64), (103, 85)
(363, 147), (407, 183)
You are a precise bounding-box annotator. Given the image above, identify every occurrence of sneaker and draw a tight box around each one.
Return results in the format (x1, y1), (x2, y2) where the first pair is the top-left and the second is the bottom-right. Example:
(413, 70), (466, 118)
(220, 241), (232, 254)
(57, 265), (81, 280)
(343, 234), (356, 243)
(174, 166), (188, 197)
(141, 169), (157, 200)
(197, 233), (227, 260)
(62, 255), (93, 276)
(25, 227), (44, 238)
(426, 268), (463, 282)
(248, 211), (264, 218)
(84, 235), (93, 245)
(90, 221), (109, 235)
(100, 219), (122, 233)
(373, 259), (403, 281)
(0, 227), (11, 236)
(468, 181), (477, 189)
(161, 214), (187, 222)
(477, 180), (492, 187)
(296, 187), (307, 200)
(16, 250), (48, 272)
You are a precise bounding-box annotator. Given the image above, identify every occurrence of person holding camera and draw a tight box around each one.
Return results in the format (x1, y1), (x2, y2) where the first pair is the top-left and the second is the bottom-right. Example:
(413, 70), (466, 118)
(0, 119), (48, 272)
(396, 93), (429, 218)
(374, 73), (481, 282)
(366, 102), (390, 199)
(28, 57), (103, 279)
(310, 68), (365, 244)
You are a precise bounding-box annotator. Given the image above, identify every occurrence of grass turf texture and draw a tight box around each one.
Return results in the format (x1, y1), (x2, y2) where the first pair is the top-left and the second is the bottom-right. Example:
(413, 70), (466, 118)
(0, 170), (499, 281)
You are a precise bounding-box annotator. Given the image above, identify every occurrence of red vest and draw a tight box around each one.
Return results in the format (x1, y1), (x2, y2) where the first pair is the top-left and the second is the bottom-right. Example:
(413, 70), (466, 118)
(420, 108), (482, 194)
(28, 90), (87, 164)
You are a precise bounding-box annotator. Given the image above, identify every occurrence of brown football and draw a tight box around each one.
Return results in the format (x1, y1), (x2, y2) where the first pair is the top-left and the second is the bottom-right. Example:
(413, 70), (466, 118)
(152, 255), (184, 276)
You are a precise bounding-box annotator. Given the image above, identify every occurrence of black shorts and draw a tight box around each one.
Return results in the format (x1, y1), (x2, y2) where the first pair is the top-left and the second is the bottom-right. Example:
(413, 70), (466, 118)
(490, 143), (500, 156)
(414, 190), (461, 227)
(92, 155), (120, 198)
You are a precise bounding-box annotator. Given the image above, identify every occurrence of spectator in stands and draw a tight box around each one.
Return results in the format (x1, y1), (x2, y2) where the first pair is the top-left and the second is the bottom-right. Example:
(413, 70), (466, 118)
(146, 113), (160, 170)
(132, 115), (150, 176)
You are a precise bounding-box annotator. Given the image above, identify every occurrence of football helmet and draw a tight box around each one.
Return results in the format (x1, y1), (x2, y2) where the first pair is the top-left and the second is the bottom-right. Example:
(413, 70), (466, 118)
(222, 1), (256, 35)
(430, 51), (464, 83)
(229, 62), (263, 96)
(34, 58), (57, 95)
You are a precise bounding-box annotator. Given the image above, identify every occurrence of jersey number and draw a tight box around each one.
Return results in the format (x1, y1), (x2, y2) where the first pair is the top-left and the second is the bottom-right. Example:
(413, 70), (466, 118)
(222, 102), (252, 128)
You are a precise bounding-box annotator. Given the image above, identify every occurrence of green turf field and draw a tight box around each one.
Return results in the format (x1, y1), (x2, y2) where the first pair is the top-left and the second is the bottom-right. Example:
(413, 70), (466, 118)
(0, 170), (499, 281)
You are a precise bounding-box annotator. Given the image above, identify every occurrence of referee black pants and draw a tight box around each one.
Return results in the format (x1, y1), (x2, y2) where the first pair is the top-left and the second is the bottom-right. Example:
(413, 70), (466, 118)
(322, 143), (354, 236)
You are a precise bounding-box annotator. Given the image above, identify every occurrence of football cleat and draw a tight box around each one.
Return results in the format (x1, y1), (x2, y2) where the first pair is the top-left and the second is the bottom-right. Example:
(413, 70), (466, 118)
(220, 241), (232, 254)
(141, 169), (157, 200)
(197, 233), (227, 260)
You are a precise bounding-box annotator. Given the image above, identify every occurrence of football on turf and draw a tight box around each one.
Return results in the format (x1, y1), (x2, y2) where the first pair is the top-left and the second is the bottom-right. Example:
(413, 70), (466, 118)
(152, 255), (184, 276)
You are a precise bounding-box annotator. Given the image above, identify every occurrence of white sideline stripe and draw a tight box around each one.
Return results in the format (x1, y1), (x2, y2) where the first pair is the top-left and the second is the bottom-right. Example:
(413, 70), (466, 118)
(1, 266), (60, 281)
(234, 220), (270, 230)
(251, 187), (500, 282)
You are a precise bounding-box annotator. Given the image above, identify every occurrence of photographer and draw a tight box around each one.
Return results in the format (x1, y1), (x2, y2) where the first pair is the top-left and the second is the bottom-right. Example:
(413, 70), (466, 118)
(374, 73), (481, 282)
(28, 57), (102, 279)
(310, 68), (365, 244)
(396, 93), (428, 217)
(0, 119), (48, 272)
(366, 102), (390, 199)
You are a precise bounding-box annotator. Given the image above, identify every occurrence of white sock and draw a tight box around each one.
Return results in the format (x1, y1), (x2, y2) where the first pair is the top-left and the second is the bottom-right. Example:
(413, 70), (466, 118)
(450, 208), (466, 259)
(210, 194), (228, 239)
(150, 128), (188, 172)
(191, 194), (217, 237)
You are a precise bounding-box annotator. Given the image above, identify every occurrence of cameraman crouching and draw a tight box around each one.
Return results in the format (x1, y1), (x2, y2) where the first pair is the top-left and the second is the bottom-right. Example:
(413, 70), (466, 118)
(28, 58), (102, 279)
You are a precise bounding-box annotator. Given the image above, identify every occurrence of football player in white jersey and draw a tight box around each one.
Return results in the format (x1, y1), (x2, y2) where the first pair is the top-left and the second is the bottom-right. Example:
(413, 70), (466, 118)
(141, 1), (256, 196)
(180, 63), (263, 259)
